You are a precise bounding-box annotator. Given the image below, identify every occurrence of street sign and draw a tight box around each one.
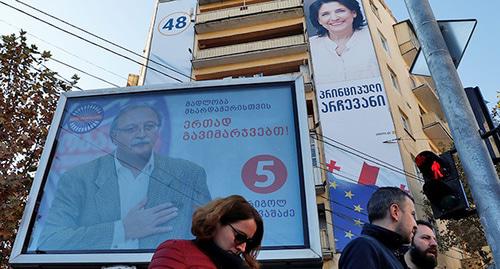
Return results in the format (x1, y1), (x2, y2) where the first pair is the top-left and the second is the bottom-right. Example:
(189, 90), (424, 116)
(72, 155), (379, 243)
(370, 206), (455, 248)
(410, 19), (476, 76)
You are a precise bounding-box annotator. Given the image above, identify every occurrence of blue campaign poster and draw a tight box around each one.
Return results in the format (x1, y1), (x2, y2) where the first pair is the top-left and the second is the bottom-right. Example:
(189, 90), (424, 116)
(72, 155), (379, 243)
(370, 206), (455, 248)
(27, 82), (306, 253)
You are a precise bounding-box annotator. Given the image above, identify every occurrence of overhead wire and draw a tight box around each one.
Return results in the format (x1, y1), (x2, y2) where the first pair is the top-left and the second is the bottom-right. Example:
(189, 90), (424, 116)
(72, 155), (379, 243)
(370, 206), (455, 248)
(3, 2), (436, 174)
(17, 111), (469, 260)
(50, 57), (120, 88)
(1, 19), (118, 90)
(312, 132), (423, 182)
(0, 0), (446, 179)
(0, 0), (184, 83)
(1, 3), (476, 257)
(49, 70), (84, 91)
(14, 0), (194, 81)
(315, 164), (428, 209)
(310, 132), (424, 183)
(0, 18), (128, 82)
(1, 18), (123, 89)
(41, 111), (373, 246)
(324, 208), (364, 234)
(54, 107), (212, 204)
(310, 132), (466, 261)
(322, 201), (466, 261)
(21, 62), (79, 92)
(24, 57), (82, 91)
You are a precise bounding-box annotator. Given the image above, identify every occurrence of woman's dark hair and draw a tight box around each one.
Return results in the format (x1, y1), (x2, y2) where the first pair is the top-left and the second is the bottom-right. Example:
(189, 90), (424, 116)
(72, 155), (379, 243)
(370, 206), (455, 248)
(309, 0), (365, 37)
(191, 195), (264, 269)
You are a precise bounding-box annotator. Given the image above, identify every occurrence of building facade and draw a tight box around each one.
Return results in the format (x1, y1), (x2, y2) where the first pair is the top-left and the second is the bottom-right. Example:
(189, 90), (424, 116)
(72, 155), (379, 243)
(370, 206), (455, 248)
(139, 0), (467, 268)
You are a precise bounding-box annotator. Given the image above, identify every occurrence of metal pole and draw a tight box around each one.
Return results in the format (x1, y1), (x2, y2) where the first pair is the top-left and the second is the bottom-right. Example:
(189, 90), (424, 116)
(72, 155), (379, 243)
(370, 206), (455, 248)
(403, 0), (500, 266)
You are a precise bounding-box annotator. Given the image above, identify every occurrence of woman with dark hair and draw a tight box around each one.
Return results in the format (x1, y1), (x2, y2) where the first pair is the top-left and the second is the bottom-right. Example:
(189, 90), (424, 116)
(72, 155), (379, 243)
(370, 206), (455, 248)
(308, 0), (380, 84)
(149, 195), (264, 269)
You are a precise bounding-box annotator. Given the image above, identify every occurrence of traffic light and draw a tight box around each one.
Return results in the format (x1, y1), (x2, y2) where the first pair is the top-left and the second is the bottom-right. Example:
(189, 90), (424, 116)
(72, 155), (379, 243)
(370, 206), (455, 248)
(415, 151), (470, 219)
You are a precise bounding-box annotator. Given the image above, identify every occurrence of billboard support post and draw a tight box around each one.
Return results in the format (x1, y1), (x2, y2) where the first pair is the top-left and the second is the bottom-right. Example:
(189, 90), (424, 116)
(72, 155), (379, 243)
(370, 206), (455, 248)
(404, 0), (500, 265)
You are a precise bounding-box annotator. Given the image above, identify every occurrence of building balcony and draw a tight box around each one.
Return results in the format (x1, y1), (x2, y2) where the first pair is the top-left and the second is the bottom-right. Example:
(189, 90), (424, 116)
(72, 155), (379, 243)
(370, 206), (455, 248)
(300, 64), (313, 92)
(197, 19), (304, 49)
(317, 204), (334, 261)
(196, 0), (303, 33)
(422, 112), (453, 148)
(193, 34), (307, 68)
(412, 82), (445, 120)
(199, 0), (222, 5)
(320, 228), (333, 260)
(393, 20), (420, 68)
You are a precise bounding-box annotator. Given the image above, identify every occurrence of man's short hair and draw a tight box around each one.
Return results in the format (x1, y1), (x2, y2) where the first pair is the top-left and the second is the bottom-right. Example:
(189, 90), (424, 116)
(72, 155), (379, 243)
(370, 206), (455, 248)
(416, 220), (435, 232)
(109, 103), (162, 141)
(367, 187), (414, 223)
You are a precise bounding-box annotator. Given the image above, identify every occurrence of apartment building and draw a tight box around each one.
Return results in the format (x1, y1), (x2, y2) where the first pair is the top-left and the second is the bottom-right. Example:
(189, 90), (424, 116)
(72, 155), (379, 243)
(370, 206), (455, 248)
(139, 0), (467, 267)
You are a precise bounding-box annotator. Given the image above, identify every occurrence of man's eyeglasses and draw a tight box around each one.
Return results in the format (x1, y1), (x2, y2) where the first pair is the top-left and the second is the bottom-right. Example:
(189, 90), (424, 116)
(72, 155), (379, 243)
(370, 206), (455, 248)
(115, 122), (159, 134)
(228, 224), (253, 245)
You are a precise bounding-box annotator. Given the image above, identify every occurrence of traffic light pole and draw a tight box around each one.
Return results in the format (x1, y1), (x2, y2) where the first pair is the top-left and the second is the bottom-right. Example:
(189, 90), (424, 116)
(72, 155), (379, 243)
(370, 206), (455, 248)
(404, 0), (500, 266)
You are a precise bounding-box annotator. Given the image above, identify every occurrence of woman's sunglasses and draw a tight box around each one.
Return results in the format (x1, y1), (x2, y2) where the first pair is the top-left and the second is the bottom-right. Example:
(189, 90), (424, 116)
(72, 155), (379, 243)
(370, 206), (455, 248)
(228, 224), (254, 245)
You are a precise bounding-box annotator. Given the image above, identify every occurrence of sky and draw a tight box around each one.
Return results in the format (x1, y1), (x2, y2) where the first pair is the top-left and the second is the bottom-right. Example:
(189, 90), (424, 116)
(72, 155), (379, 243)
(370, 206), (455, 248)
(0, 0), (498, 110)
(385, 0), (499, 111)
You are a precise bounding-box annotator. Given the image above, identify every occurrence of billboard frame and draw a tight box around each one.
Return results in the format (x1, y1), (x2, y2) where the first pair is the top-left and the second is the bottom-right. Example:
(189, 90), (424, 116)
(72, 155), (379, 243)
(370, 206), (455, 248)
(10, 75), (322, 267)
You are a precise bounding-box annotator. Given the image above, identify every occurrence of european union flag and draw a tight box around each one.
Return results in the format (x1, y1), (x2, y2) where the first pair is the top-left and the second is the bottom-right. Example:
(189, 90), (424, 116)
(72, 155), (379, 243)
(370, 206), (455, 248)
(327, 172), (378, 252)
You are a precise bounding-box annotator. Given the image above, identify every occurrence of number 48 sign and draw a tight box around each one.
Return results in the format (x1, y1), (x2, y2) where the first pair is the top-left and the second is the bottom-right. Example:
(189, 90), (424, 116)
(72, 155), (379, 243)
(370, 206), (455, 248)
(158, 12), (192, 36)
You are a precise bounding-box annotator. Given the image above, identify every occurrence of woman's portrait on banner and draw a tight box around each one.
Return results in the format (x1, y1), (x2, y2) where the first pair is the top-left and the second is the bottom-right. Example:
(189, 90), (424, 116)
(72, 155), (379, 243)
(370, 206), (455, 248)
(307, 0), (380, 85)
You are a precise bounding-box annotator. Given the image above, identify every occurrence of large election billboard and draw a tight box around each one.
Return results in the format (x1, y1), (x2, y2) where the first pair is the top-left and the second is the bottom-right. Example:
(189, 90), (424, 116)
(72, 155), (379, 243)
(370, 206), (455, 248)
(10, 76), (321, 267)
(304, 0), (409, 251)
(143, 0), (196, 84)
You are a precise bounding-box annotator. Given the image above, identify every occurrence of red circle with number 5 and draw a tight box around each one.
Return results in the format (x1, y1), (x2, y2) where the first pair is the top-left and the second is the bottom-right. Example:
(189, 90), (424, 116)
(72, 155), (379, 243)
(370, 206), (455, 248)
(241, 155), (287, 194)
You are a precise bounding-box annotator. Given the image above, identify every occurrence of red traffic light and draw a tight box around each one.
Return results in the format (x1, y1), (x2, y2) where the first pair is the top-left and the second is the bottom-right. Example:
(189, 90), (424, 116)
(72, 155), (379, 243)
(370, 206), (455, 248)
(415, 151), (449, 181)
(415, 151), (469, 219)
(431, 161), (444, 180)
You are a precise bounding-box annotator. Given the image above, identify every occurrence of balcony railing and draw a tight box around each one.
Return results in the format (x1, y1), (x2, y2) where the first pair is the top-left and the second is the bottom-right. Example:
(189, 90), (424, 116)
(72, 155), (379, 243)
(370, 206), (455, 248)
(422, 112), (453, 147)
(393, 21), (420, 67)
(412, 82), (444, 120)
(320, 228), (333, 260)
(195, 34), (305, 59)
(197, 0), (302, 24)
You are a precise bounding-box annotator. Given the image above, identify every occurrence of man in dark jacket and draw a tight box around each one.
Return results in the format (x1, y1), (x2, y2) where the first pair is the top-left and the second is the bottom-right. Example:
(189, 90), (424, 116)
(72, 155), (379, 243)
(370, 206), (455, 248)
(339, 187), (417, 269)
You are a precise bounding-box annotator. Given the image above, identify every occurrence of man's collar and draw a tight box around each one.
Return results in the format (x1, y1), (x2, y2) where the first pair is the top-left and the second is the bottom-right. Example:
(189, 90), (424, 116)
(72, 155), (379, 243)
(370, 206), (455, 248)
(114, 151), (155, 176)
(404, 251), (416, 269)
(361, 223), (406, 250)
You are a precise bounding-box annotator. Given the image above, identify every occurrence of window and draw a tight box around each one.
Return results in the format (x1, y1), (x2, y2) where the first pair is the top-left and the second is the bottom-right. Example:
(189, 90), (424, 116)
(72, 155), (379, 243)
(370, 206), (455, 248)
(317, 204), (331, 251)
(400, 109), (413, 136)
(310, 130), (323, 186)
(411, 154), (423, 180)
(306, 100), (314, 118)
(378, 30), (390, 54)
(388, 66), (401, 93)
(409, 76), (417, 88)
(419, 106), (426, 127)
(310, 132), (318, 167)
(370, 0), (381, 22)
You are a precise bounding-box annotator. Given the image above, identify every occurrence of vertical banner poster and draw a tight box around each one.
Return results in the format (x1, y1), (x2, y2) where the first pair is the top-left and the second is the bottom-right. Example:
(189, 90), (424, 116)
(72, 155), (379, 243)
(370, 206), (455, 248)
(25, 82), (307, 254)
(144, 0), (196, 84)
(304, 0), (409, 251)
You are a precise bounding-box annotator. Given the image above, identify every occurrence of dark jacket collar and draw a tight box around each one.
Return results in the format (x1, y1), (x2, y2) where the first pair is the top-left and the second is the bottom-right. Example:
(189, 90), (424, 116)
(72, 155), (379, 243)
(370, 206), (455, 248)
(361, 223), (405, 251)
(194, 239), (249, 269)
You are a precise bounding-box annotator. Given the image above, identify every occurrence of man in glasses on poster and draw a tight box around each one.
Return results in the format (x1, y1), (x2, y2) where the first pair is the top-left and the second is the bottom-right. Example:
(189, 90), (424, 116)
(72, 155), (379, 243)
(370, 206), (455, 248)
(39, 104), (211, 251)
